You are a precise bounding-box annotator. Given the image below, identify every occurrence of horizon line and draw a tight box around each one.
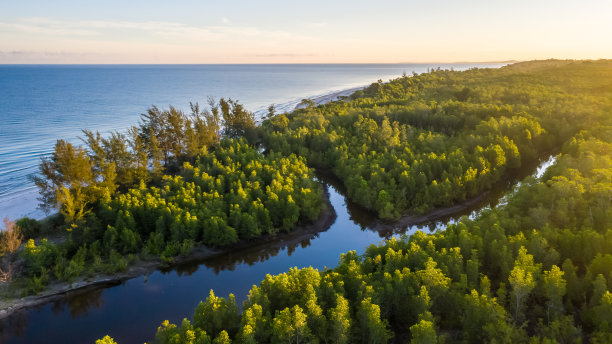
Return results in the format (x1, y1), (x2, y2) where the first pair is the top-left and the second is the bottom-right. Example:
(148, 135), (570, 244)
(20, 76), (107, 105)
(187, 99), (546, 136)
(0, 60), (522, 66)
(5, 58), (610, 66)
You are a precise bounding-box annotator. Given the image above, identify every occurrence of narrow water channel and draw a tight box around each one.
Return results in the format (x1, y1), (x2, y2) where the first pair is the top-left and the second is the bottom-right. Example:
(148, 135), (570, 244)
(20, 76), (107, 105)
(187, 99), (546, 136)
(0, 156), (556, 344)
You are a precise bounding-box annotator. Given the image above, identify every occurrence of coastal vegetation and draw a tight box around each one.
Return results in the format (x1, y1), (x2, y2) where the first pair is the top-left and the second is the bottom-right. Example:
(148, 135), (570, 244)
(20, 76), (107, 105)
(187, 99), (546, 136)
(2, 59), (612, 343)
(97, 60), (611, 343)
(0, 218), (23, 283)
(261, 60), (609, 219)
(0, 99), (324, 296)
(149, 132), (612, 343)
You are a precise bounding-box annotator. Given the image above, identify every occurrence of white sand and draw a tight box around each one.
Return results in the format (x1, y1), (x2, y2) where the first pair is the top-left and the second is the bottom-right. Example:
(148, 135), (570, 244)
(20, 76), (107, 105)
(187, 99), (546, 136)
(294, 86), (365, 110)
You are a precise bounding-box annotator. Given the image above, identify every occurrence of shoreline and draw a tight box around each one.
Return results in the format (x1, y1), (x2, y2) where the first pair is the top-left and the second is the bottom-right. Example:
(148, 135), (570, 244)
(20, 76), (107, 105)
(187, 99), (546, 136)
(1, 63), (507, 223)
(370, 191), (491, 233)
(294, 86), (365, 109)
(0, 84), (365, 316)
(0, 174), (493, 319)
(1, 85), (365, 224)
(0, 181), (488, 320)
(0, 187), (338, 319)
(0, 166), (487, 320)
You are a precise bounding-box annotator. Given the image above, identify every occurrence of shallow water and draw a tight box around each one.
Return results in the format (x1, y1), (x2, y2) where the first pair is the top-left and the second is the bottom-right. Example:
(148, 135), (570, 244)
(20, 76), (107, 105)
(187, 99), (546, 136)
(0, 63), (504, 221)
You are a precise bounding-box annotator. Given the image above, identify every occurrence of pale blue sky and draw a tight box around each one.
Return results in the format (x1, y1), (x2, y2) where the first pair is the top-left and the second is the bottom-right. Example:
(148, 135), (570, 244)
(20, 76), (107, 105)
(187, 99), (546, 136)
(1, 0), (611, 63)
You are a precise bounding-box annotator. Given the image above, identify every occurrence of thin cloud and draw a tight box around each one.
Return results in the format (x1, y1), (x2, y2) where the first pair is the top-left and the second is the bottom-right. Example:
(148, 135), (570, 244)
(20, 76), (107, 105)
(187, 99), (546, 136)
(0, 50), (115, 63)
(0, 17), (320, 63)
(0, 20), (99, 37)
(255, 53), (322, 57)
(0, 17), (312, 43)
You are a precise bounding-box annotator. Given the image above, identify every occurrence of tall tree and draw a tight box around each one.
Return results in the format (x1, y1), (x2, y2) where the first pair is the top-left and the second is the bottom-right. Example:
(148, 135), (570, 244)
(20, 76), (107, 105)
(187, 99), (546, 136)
(33, 139), (116, 227)
(219, 98), (256, 140)
(271, 305), (314, 344)
(509, 247), (540, 323)
(358, 298), (392, 344)
(543, 265), (566, 322)
(328, 295), (351, 344)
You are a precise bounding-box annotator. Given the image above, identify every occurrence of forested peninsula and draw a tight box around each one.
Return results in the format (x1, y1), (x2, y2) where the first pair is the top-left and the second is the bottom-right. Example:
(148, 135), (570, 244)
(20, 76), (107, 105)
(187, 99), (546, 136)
(2, 60), (612, 343)
(0, 99), (331, 313)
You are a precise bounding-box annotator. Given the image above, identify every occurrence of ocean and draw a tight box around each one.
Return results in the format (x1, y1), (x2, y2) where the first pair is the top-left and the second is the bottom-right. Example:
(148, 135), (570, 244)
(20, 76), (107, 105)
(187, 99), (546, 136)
(0, 63), (503, 222)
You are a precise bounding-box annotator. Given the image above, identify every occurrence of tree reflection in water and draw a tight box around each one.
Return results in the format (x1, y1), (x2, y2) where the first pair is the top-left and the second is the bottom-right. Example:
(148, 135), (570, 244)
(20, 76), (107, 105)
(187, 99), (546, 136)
(51, 287), (105, 318)
(0, 309), (27, 343)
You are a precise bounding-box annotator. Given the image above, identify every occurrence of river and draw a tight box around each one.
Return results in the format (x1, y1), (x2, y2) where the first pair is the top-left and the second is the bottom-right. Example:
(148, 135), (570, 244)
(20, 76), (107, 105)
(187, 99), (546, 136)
(0, 154), (556, 344)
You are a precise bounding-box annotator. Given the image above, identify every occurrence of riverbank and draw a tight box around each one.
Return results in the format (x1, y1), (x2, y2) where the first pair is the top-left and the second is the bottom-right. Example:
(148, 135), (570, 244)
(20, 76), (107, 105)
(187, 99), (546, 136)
(0, 174), (485, 319)
(0, 83), (366, 319)
(371, 191), (491, 233)
(317, 153), (558, 236)
(0, 187), (337, 319)
(0, 154), (560, 343)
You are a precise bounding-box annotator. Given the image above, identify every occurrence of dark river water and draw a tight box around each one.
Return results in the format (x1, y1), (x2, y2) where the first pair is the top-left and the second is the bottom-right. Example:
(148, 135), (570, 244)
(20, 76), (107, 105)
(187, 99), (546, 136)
(0, 156), (556, 344)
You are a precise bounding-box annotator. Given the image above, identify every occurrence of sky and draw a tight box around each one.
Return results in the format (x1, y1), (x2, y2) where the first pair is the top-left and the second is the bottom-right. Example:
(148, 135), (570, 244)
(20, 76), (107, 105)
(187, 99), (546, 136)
(0, 0), (611, 64)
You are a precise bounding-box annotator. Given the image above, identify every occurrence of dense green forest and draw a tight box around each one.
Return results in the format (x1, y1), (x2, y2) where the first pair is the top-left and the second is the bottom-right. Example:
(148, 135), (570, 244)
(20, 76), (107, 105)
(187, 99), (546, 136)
(0, 99), (324, 294)
(262, 60), (608, 219)
(102, 60), (611, 343)
(2, 59), (611, 342)
(149, 133), (612, 343)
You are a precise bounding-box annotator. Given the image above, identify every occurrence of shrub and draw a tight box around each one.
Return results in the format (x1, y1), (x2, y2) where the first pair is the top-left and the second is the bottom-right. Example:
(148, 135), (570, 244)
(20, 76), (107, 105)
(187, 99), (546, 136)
(27, 267), (49, 295)
(106, 250), (127, 273)
(180, 239), (195, 256)
(15, 217), (40, 239)
(1, 218), (23, 255)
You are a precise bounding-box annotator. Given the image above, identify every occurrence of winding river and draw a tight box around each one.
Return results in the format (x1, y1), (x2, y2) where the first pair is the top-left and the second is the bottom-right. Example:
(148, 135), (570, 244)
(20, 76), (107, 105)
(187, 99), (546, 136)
(0, 156), (556, 344)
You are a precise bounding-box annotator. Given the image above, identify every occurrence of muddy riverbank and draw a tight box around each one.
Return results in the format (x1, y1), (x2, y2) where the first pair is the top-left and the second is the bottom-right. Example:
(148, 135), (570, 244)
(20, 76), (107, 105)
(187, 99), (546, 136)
(0, 188), (337, 320)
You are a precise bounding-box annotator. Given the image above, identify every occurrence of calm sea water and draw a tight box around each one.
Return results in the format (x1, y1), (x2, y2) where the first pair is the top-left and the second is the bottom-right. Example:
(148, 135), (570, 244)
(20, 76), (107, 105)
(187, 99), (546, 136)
(0, 63), (503, 221)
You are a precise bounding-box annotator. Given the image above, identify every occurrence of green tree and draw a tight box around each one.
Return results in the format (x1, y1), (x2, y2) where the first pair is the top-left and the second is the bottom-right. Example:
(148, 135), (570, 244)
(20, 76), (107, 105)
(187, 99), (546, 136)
(357, 298), (392, 344)
(194, 291), (240, 338)
(508, 247), (539, 323)
(33, 139), (116, 228)
(213, 331), (231, 344)
(238, 304), (269, 344)
(271, 305), (314, 344)
(95, 335), (117, 344)
(219, 98), (256, 140)
(409, 318), (437, 344)
(543, 265), (566, 322)
(462, 290), (512, 342)
(328, 295), (351, 344)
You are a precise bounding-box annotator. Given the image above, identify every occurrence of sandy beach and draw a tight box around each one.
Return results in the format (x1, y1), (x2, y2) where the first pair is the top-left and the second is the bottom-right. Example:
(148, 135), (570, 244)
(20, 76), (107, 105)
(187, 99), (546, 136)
(294, 86), (365, 109)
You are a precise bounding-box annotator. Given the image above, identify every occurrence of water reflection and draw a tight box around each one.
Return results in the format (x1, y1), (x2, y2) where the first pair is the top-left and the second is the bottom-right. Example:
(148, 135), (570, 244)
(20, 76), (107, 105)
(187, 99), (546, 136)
(172, 230), (328, 276)
(318, 153), (558, 238)
(50, 288), (106, 318)
(0, 309), (27, 343)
